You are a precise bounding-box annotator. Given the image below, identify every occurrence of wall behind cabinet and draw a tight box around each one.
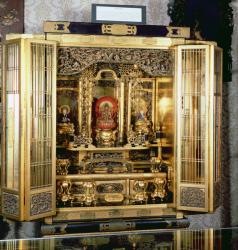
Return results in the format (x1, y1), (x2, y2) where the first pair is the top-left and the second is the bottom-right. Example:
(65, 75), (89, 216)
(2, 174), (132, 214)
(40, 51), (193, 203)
(24, 0), (170, 33)
(229, 0), (238, 227)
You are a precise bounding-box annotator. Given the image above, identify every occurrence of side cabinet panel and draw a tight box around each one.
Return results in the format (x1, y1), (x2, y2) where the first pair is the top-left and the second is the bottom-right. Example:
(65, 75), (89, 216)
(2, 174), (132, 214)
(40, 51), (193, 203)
(211, 47), (222, 211)
(1, 40), (24, 220)
(1, 39), (57, 221)
(176, 45), (210, 212)
(25, 40), (57, 220)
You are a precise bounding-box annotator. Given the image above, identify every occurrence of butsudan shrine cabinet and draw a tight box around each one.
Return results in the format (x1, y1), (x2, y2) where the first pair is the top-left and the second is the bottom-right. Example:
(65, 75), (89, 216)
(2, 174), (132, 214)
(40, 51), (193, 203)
(0, 23), (222, 222)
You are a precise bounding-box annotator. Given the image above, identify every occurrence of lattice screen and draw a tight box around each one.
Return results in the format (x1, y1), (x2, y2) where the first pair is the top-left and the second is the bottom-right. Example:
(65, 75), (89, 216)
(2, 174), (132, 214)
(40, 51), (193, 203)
(30, 43), (54, 189)
(180, 48), (207, 185)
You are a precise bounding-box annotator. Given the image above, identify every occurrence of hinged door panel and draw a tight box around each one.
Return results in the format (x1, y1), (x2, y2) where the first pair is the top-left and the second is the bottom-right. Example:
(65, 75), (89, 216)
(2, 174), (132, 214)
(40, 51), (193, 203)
(1, 39), (25, 220)
(176, 45), (210, 212)
(210, 46), (222, 211)
(25, 39), (57, 220)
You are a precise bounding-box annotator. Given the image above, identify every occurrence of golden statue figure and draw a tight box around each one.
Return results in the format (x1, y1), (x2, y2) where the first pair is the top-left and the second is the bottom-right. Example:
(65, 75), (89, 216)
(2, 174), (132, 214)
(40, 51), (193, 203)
(57, 105), (75, 135)
(95, 96), (118, 147)
(134, 98), (150, 134)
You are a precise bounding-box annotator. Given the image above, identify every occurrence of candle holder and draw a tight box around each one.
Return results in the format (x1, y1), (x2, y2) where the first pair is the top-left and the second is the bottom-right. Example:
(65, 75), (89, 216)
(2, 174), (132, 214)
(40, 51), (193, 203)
(155, 123), (167, 144)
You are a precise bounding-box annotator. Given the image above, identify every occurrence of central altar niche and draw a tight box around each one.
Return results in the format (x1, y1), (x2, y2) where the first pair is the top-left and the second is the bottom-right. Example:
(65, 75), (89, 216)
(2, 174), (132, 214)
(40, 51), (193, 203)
(55, 47), (174, 210)
(94, 70), (119, 147)
(60, 61), (165, 150)
(91, 68), (154, 148)
(57, 46), (173, 151)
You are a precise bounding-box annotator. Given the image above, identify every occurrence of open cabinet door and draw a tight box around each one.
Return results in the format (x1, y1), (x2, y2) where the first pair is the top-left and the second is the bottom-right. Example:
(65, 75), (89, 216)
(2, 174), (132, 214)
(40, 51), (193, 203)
(1, 38), (57, 221)
(24, 39), (57, 220)
(176, 45), (210, 212)
(1, 39), (25, 220)
(210, 46), (222, 212)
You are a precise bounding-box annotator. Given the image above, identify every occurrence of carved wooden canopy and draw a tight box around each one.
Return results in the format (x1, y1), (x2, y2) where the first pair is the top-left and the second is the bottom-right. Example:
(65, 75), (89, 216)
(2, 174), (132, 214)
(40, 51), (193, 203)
(57, 47), (173, 76)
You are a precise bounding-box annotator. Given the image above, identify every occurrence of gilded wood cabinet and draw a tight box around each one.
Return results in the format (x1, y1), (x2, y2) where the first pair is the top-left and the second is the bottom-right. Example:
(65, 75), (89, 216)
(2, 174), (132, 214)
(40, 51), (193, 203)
(1, 33), (222, 221)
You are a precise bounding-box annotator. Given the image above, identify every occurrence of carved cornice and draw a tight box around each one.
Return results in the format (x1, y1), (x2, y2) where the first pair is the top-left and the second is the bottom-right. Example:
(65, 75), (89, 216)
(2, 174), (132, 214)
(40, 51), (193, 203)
(58, 47), (173, 76)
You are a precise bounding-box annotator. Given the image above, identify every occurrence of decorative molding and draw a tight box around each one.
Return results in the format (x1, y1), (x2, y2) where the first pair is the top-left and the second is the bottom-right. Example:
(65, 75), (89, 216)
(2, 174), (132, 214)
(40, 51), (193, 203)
(93, 152), (123, 159)
(43, 21), (70, 33)
(71, 183), (85, 194)
(56, 159), (71, 176)
(102, 24), (137, 35)
(58, 47), (173, 76)
(96, 183), (124, 193)
(30, 192), (52, 216)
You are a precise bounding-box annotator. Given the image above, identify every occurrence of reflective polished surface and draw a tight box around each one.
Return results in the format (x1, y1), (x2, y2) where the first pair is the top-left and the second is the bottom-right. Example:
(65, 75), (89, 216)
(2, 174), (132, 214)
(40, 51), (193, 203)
(0, 227), (237, 250)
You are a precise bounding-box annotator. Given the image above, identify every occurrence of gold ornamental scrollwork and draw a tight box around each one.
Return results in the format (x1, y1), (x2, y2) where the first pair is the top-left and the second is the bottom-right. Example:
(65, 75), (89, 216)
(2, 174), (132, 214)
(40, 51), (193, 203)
(69, 128), (93, 148)
(56, 159), (70, 175)
(57, 123), (75, 135)
(96, 183), (124, 193)
(127, 126), (146, 146)
(102, 24), (137, 36)
(81, 182), (96, 206)
(93, 152), (123, 159)
(104, 193), (124, 203)
(151, 177), (167, 200)
(132, 181), (148, 203)
(77, 68), (95, 147)
(57, 180), (74, 203)
(95, 129), (117, 147)
(58, 47), (173, 76)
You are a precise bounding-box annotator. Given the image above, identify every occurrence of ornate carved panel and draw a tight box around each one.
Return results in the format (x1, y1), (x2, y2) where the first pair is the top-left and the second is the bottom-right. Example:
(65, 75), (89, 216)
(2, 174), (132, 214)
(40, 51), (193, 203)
(2, 192), (19, 216)
(97, 183), (124, 193)
(30, 192), (52, 216)
(180, 187), (206, 208)
(93, 152), (123, 159)
(58, 47), (173, 76)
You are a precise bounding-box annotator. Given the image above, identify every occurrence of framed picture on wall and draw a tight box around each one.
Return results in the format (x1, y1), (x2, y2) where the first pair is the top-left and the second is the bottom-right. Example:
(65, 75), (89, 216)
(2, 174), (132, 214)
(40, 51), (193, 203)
(92, 4), (146, 24)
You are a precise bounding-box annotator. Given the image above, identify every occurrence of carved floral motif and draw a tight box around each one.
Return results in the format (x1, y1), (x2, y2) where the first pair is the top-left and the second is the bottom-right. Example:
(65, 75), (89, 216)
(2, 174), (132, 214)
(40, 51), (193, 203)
(58, 47), (173, 76)
(2, 192), (19, 216)
(30, 192), (52, 216)
(96, 183), (124, 194)
(56, 158), (71, 175)
(180, 187), (205, 208)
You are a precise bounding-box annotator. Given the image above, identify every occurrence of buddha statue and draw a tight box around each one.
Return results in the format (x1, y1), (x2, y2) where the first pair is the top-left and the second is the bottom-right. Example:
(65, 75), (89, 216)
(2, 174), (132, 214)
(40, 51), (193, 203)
(134, 98), (150, 134)
(58, 105), (71, 123)
(57, 105), (75, 135)
(95, 96), (118, 147)
(96, 102), (116, 130)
